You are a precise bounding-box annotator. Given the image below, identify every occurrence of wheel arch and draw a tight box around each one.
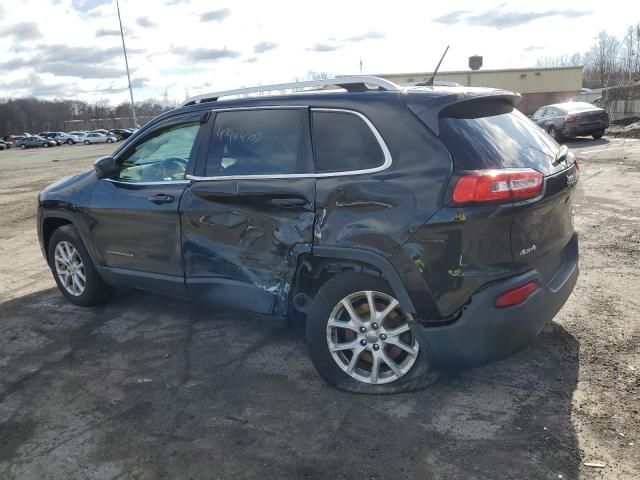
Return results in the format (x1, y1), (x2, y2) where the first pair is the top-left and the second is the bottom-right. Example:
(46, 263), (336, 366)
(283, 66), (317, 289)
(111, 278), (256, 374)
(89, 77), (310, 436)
(42, 216), (74, 263)
(291, 246), (416, 315)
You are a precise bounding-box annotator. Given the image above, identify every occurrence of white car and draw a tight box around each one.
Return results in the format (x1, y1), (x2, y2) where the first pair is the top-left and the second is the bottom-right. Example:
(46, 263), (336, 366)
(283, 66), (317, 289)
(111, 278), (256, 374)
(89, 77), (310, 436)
(51, 132), (81, 145)
(80, 132), (117, 145)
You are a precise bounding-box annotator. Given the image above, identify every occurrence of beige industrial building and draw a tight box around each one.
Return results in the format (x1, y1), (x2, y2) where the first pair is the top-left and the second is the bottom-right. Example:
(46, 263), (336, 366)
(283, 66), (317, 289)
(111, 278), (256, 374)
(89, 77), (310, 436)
(376, 66), (583, 115)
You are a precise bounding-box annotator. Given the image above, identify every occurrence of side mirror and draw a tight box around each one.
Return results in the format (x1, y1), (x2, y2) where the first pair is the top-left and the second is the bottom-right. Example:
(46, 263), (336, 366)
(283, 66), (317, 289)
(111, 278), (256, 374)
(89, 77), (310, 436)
(94, 156), (119, 179)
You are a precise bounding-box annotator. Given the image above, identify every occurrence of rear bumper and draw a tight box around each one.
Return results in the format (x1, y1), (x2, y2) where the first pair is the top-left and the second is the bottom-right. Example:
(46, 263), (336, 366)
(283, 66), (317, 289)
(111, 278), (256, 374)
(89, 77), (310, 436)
(412, 236), (579, 369)
(562, 122), (608, 136)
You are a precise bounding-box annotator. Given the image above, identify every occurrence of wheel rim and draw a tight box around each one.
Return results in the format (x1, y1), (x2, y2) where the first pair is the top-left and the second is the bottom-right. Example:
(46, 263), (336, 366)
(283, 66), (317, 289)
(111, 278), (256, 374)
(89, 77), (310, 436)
(54, 241), (86, 296)
(549, 128), (556, 139)
(326, 290), (419, 385)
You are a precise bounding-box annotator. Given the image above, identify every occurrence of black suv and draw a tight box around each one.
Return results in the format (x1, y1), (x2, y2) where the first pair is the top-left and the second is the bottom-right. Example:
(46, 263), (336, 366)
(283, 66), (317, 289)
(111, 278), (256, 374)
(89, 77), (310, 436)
(37, 77), (579, 393)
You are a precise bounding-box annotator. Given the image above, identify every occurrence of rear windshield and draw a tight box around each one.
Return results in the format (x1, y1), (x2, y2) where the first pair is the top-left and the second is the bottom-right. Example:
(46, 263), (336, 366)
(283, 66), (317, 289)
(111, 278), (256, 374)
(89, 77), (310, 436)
(439, 102), (562, 175)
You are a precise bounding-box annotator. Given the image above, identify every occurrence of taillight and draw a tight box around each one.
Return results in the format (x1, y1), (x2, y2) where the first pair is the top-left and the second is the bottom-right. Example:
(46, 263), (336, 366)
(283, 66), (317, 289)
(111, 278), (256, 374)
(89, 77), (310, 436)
(566, 115), (578, 123)
(567, 150), (579, 170)
(452, 169), (543, 205)
(495, 281), (538, 308)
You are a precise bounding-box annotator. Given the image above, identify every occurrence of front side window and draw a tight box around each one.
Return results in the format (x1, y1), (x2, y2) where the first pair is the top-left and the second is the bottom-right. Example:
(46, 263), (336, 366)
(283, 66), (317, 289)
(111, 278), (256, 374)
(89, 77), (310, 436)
(311, 110), (384, 173)
(117, 122), (200, 182)
(205, 109), (312, 177)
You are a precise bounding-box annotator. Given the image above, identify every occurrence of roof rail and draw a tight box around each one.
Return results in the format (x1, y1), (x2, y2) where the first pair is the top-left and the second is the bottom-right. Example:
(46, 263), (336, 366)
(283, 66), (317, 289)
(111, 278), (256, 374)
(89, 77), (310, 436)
(180, 76), (401, 106)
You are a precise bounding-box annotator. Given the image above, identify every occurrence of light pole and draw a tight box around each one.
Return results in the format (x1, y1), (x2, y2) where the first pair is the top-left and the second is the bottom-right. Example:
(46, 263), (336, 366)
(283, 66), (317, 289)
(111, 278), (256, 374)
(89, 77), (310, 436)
(115, 0), (138, 128)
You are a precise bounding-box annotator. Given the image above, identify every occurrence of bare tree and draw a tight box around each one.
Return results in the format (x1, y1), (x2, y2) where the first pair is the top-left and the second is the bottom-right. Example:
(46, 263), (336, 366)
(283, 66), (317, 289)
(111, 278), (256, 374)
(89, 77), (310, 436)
(585, 31), (620, 87)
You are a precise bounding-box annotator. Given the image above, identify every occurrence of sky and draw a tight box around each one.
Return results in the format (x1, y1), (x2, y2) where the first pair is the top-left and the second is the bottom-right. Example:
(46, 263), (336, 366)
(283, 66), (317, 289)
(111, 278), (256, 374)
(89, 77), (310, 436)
(0, 0), (637, 104)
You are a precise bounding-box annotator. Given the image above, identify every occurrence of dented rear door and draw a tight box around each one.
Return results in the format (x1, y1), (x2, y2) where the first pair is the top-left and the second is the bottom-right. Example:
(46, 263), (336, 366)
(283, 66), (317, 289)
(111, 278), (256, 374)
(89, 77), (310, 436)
(180, 107), (315, 315)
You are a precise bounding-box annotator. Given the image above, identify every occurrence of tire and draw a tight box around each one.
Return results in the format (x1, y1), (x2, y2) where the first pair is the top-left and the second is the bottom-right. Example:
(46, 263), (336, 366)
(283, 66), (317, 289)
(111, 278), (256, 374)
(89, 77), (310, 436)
(305, 272), (438, 394)
(84, 140), (90, 145)
(43, 143), (49, 148)
(548, 126), (563, 142)
(48, 225), (112, 307)
(20, 144), (26, 149)
(106, 138), (113, 143)
(592, 131), (604, 139)
(67, 139), (74, 145)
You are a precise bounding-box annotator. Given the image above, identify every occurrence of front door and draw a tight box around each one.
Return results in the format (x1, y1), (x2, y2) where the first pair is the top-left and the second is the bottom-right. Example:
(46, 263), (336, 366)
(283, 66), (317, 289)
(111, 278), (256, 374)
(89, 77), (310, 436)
(180, 107), (315, 315)
(87, 112), (208, 295)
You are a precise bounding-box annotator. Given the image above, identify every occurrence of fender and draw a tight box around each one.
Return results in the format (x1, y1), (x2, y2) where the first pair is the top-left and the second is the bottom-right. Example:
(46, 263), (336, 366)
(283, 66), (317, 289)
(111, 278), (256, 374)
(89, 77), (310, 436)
(312, 245), (416, 314)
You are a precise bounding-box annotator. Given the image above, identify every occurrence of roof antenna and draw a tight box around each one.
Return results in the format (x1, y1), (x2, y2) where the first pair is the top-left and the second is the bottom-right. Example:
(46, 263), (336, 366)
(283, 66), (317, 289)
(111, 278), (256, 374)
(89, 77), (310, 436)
(416, 45), (449, 86)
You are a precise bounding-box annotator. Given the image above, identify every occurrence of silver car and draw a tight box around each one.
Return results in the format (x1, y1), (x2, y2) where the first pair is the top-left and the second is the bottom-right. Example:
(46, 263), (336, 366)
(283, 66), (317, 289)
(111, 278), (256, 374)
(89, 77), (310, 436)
(80, 133), (117, 145)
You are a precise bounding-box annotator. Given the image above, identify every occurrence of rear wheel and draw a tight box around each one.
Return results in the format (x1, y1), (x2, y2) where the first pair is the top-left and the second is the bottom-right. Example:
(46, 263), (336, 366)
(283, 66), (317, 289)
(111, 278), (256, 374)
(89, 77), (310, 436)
(48, 225), (112, 306)
(43, 143), (49, 148)
(592, 131), (604, 139)
(106, 138), (113, 143)
(84, 140), (90, 145)
(548, 126), (563, 142)
(66, 138), (74, 145)
(20, 144), (26, 149)
(306, 272), (436, 393)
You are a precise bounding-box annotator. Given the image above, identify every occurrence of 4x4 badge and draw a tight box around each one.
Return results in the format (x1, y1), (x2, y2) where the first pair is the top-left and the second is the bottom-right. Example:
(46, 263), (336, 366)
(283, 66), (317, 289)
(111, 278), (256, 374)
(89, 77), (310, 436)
(520, 245), (537, 256)
(566, 173), (578, 187)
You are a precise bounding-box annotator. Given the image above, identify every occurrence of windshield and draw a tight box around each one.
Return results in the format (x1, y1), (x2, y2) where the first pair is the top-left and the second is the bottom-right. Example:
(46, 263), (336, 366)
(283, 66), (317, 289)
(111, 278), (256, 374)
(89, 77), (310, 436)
(439, 107), (564, 176)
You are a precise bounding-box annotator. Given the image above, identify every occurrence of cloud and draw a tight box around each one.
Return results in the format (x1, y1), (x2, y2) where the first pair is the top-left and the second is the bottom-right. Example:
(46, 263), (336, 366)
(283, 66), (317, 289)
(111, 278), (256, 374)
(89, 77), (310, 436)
(243, 57), (258, 63)
(0, 22), (42, 41)
(308, 43), (341, 52)
(434, 8), (591, 29)
(524, 45), (544, 51)
(38, 44), (125, 65)
(200, 8), (231, 22)
(136, 17), (157, 29)
(0, 74), (75, 97)
(172, 47), (240, 62)
(253, 41), (278, 53)
(432, 10), (468, 25)
(38, 62), (125, 79)
(345, 31), (384, 42)
(0, 5), (5, 20)
(94, 77), (149, 93)
(96, 28), (121, 37)
(71, 0), (111, 13)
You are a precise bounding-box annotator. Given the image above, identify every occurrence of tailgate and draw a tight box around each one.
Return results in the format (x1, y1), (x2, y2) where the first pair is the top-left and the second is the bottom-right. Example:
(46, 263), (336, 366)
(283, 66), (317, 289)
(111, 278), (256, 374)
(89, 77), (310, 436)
(511, 163), (578, 280)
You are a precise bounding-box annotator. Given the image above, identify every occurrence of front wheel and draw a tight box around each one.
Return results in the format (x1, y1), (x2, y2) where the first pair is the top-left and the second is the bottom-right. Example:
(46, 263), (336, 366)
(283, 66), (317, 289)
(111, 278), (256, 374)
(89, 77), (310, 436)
(106, 138), (113, 143)
(67, 138), (74, 145)
(84, 140), (90, 145)
(20, 144), (26, 149)
(306, 272), (436, 393)
(43, 143), (49, 148)
(48, 225), (112, 306)
(593, 131), (604, 139)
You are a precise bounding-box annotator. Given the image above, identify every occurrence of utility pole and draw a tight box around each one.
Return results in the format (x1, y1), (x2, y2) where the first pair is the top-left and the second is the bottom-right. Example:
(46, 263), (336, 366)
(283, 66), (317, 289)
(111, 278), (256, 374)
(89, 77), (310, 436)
(116, 0), (138, 128)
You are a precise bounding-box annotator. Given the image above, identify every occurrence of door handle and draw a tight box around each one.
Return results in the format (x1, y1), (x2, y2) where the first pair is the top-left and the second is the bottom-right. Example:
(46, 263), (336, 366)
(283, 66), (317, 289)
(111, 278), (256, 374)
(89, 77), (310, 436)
(148, 194), (174, 204)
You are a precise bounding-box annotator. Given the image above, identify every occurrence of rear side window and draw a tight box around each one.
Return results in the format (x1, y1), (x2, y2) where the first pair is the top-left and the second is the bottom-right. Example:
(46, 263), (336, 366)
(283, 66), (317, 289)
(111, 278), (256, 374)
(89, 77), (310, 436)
(439, 102), (561, 175)
(311, 110), (384, 173)
(206, 109), (312, 177)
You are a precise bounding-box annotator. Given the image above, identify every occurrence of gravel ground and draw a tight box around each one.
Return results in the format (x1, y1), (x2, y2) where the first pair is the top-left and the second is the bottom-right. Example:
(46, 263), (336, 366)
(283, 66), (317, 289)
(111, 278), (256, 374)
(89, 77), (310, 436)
(0, 138), (638, 479)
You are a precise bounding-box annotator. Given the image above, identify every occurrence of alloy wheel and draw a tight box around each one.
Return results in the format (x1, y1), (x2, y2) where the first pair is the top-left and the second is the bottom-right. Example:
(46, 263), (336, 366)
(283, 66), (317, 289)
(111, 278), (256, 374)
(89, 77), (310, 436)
(326, 290), (419, 384)
(54, 241), (86, 296)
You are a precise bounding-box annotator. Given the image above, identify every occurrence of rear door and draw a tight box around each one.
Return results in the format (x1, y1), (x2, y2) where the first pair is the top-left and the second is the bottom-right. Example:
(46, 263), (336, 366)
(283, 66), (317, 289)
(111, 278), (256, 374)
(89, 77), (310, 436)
(439, 103), (578, 283)
(181, 107), (315, 315)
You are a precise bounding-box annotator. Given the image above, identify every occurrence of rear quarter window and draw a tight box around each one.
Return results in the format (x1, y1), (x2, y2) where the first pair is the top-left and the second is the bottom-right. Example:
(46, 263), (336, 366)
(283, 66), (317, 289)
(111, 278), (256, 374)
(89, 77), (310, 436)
(439, 102), (562, 175)
(311, 110), (384, 173)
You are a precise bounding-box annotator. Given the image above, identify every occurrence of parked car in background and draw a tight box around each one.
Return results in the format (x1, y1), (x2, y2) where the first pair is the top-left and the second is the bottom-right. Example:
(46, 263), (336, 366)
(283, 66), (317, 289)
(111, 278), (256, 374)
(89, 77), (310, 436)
(91, 129), (111, 136)
(37, 76), (579, 393)
(40, 131), (81, 145)
(108, 128), (134, 140)
(68, 131), (87, 138)
(39, 133), (63, 146)
(17, 136), (57, 149)
(531, 102), (609, 141)
(81, 132), (117, 144)
(10, 135), (25, 146)
(0, 139), (12, 150)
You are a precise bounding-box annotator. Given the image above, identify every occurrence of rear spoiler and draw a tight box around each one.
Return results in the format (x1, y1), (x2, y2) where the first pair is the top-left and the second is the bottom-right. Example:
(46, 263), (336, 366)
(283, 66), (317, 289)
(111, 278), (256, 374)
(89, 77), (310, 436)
(402, 88), (522, 135)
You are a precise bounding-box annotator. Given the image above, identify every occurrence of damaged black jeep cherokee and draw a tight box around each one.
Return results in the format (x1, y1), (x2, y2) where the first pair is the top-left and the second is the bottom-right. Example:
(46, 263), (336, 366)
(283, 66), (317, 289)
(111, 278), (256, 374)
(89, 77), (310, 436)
(38, 77), (579, 393)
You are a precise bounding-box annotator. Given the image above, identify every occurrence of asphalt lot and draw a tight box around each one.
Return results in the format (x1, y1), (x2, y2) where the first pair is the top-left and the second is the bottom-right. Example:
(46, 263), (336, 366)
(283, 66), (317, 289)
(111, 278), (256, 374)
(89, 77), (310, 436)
(0, 138), (639, 479)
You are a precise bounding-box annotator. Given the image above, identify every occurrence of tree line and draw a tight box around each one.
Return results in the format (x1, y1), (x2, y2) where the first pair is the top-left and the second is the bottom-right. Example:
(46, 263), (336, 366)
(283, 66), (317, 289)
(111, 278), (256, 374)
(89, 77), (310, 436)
(536, 25), (640, 88)
(0, 98), (176, 136)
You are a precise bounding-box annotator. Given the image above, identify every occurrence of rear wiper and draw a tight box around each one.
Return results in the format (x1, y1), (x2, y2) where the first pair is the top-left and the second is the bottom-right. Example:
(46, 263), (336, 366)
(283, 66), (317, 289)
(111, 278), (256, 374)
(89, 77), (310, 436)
(552, 146), (569, 166)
